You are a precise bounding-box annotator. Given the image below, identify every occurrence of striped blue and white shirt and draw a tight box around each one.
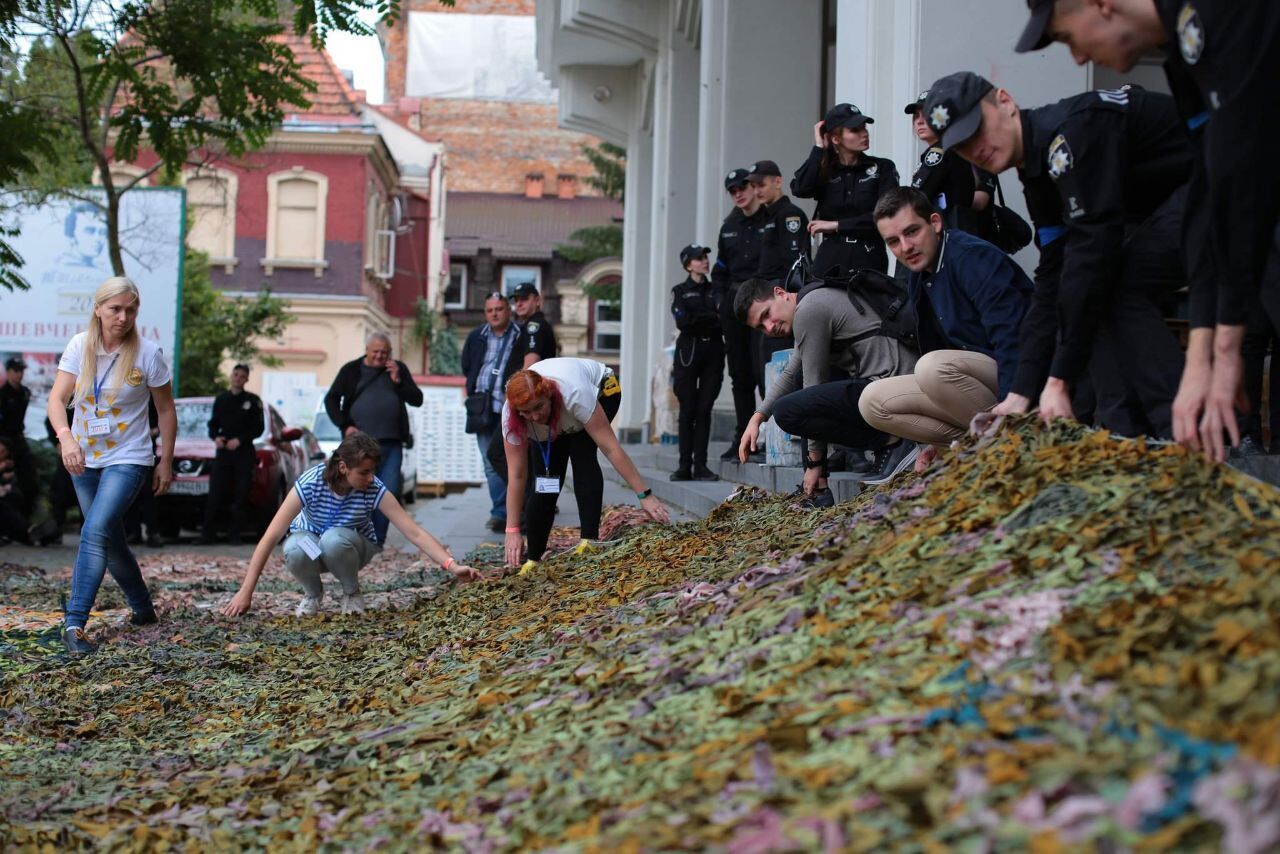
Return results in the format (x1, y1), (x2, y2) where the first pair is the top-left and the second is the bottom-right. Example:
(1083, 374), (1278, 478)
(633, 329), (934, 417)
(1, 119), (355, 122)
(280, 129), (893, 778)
(288, 464), (387, 543)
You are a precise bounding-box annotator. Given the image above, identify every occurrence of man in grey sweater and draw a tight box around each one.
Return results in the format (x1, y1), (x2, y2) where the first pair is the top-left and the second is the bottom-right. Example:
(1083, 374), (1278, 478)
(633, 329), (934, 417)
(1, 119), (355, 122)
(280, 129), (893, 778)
(734, 278), (919, 505)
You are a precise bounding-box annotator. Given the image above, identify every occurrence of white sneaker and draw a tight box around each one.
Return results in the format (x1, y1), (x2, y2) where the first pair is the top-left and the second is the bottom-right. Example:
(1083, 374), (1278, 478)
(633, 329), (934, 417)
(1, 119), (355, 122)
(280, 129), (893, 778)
(295, 595), (322, 617)
(340, 593), (367, 615)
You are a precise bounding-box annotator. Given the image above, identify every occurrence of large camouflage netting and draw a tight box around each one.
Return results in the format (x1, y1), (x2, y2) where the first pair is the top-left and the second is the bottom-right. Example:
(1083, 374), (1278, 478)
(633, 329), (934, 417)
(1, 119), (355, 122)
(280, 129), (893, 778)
(2, 416), (1278, 850)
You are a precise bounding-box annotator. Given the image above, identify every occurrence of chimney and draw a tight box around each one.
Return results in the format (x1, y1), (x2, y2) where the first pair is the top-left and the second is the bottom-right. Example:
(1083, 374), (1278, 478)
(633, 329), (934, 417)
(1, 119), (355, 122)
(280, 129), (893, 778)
(397, 96), (421, 115)
(556, 174), (577, 200)
(525, 173), (545, 199)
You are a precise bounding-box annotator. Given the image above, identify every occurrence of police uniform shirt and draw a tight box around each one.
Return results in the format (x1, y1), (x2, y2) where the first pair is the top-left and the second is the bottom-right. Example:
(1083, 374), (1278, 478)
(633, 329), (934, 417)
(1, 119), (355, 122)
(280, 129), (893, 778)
(510, 309), (558, 371)
(209, 389), (265, 449)
(911, 146), (975, 213)
(755, 195), (812, 284)
(791, 147), (900, 240)
(1013, 87), (1192, 388)
(0, 381), (31, 439)
(711, 206), (768, 288)
(671, 276), (722, 339)
(1155, 0), (1280, 328)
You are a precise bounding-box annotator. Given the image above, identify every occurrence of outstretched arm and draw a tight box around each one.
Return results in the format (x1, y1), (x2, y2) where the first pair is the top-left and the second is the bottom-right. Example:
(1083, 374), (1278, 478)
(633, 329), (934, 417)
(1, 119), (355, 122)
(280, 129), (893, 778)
(221, 489), (303, 616)
(378, 492), (481, 582)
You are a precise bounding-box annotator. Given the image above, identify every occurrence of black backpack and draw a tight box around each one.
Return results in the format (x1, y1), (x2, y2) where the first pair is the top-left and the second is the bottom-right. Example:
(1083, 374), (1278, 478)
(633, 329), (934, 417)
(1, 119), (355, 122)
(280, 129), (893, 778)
(787, 255), (919, 350)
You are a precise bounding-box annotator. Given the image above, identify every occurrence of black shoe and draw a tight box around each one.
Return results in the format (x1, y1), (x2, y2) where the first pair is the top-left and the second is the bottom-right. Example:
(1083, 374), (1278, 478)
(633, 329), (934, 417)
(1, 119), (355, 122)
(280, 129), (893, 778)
(692, 465), (719, 482)
(130, 607), (158, 626)
(834, 446), (876, 475)
(670, 466), (693, 481)
(747, 448), (766, 463)
(145, 532), (164, 548)
(486, 516), (506, 533)
(62, 627), (98, 655)
(29, 519), (61, 547)
(863, 441), (919, 485)
(1231, 436), (1266, 458)
(126, 531), (143, 545)
(719, 443), (740, 462)
(791, 485), (835, 510)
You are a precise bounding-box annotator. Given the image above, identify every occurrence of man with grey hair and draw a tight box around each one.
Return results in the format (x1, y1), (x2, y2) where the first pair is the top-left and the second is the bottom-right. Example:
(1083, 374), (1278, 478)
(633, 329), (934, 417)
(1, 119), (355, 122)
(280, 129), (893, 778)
(324, 332), (423, 543)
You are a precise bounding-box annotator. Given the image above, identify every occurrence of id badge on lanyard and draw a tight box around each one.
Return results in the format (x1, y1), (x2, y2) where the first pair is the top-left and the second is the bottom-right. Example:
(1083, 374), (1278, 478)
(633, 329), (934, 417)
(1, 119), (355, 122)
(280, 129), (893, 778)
(86, 354), (119, 437)
(535, 438), (560, 494)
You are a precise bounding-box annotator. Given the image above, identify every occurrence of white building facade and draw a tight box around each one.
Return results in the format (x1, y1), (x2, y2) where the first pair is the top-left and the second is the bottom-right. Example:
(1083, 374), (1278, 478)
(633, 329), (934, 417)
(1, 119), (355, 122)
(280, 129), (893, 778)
(535, 0), (1164, 434)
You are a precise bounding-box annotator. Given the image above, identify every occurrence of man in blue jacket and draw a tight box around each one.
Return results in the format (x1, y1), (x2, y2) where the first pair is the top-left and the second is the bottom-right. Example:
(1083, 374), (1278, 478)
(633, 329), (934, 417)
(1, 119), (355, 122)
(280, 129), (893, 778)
(861, 187), (1032, 465)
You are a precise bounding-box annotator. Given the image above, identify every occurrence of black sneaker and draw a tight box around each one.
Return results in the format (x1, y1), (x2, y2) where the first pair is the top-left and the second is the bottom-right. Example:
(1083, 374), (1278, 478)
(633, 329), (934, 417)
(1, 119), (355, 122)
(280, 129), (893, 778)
(670, 467), (693, 481)
(692, 465), (719, 482)
(1231, 436), (1266, 458)
(862, 441), (919, 485)
(719, 443), (740, 462)
(130, 607), (158, 626)
(791, 485), (836, 510)
(29, 519), (61, 547)
(62, 626), (98, 655)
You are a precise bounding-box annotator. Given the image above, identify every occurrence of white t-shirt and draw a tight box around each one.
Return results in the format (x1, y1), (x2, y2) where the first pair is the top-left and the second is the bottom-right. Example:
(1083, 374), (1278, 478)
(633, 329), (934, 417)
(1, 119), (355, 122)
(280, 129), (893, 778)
(501, 358), (611, 445)
(59, 332), (171, 468)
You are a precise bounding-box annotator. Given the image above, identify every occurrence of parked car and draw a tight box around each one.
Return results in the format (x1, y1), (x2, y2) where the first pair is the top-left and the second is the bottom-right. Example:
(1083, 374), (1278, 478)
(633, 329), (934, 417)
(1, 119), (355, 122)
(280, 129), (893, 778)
(158, 396), (311, 536)
(310, 407), (417, 504)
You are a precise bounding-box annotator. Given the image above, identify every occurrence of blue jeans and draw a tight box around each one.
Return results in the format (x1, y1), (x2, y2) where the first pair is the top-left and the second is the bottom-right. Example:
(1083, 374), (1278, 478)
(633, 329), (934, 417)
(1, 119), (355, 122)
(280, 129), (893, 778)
(372, 440), (403, 544)
(66, 464), (153, 630)
(475, 427), (507, 520)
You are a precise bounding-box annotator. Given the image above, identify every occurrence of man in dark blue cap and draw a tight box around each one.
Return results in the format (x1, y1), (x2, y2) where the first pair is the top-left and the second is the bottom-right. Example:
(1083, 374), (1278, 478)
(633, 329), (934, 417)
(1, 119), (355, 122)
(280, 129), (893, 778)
(669, 243), (723, 482)
(711, 167), (769, 460)
(1013, 0), (1280, 461)
(923, 71), (1189, 439)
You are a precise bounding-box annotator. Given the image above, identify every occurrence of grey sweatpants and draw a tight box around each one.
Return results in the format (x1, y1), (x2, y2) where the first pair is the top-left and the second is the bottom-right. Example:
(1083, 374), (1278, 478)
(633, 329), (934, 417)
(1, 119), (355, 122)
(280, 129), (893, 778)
(283, 527), (380, 598)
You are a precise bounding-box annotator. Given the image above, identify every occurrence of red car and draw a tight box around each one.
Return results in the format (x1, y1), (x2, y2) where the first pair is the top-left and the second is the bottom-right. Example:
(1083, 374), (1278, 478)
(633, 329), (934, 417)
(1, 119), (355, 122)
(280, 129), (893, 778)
(157, 396), (321, 536)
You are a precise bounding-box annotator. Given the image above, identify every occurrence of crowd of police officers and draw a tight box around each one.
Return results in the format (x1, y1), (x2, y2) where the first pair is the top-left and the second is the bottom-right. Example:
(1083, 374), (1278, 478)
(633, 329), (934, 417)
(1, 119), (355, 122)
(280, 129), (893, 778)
(667, 0), (1280, 481)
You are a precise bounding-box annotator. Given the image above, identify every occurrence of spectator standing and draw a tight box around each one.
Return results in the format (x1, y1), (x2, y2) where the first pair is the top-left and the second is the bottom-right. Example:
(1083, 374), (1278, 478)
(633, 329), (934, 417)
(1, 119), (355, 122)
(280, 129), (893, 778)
(201, 363), (264, 545)
(324, 333), (423, 545)
(47, 277), (176, 655)
(508, 283), (559, 371)
(0, 356), (36, 512)
(462, 294), (521, 532)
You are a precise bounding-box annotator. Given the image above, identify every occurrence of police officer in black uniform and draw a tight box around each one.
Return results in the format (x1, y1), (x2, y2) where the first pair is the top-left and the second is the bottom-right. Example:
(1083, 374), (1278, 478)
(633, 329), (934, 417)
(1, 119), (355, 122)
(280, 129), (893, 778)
(791, 103), (900, 279)
(201, 363), (265, 544)
(1014, 0), (1280, 460)
(0, 356), (36, 513)
(670, 244), (724, 482)
(749, 160), (811, 285)
(925, 72), (1189, 439)
(904, 91), (997, 239)
(712, 167), (769, 460)
(508, 282), (558, 372)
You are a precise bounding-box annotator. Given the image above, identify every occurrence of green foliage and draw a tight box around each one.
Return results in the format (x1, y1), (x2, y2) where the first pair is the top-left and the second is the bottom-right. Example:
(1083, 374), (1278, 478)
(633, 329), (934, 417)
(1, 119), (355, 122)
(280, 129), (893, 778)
(582, 141), (626, 202)
(177, 248), (294, 395)
(556, 224), (622, 266)
(407, 296), (462, 375)
(581, 277), (621, 307)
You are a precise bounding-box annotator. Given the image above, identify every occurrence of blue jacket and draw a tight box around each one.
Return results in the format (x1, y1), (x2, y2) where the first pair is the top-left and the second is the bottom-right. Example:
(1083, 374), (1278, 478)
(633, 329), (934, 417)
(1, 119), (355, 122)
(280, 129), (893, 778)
(907, 229), (1033, 398)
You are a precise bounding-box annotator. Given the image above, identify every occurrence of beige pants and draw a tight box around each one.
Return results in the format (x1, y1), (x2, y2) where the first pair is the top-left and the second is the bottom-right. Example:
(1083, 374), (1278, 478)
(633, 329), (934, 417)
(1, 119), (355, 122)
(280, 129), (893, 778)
(859, 350), (999, 446)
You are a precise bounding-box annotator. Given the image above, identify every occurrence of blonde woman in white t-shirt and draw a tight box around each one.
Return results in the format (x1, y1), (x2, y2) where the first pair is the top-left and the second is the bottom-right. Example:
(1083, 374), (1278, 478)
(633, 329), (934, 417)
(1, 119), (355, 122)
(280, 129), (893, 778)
(47, 277), (177, 656)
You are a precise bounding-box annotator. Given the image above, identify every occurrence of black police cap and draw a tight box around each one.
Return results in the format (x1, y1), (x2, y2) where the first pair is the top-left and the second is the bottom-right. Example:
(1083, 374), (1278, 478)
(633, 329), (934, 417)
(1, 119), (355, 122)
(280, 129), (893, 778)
(923, 72), (994, 150)
(1015, 0), (1056, 53)
(679, 244), (710, 267)
(510, 282), (539, 299)
(746, 160), (782, 181)
(724, 168), (751, 191)
(820, 103), (873, 134)
(903, 89), (930, 115)
(4, 356), (26, 371)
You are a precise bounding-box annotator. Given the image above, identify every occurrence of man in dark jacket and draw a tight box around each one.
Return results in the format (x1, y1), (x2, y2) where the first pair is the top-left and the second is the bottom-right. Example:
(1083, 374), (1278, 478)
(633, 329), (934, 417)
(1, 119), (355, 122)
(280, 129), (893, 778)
(460, 293), (520, 531)
(323, 332), (423, 543)
(201, 363), (264, 545)
(861, 188), (1032, 467)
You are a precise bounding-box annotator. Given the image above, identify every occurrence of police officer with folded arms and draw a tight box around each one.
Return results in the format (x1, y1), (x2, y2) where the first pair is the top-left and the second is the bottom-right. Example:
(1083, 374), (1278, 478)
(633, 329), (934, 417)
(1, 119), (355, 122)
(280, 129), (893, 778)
(792, 103), (900, 279)
(1013, 0), (1280, 461)
(669, 244), (723, 483)
(925, 72), (1189, 439)
(711, 167), (768, 460)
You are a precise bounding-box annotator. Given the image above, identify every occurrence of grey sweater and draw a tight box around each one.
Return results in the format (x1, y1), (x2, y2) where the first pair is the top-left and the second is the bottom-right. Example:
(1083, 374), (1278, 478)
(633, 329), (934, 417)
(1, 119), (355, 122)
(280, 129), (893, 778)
(758, 287), (917, 454)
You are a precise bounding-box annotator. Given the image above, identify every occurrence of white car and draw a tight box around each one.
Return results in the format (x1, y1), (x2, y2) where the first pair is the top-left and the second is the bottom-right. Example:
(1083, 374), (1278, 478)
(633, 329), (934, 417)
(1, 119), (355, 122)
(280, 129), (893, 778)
(310, 408), (417, 504)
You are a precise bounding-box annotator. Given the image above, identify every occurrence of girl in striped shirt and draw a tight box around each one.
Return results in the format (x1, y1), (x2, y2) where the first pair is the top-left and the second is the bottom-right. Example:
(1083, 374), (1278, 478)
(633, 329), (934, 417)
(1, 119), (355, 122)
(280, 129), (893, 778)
(222, 433), (480, 618)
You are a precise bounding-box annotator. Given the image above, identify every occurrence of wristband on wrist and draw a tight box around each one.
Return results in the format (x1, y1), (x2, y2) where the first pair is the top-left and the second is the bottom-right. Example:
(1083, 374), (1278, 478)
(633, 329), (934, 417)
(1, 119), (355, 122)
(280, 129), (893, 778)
(636, 488), (652, 501)
(443, 557), (455, 571)
(504, 526), (521, 534)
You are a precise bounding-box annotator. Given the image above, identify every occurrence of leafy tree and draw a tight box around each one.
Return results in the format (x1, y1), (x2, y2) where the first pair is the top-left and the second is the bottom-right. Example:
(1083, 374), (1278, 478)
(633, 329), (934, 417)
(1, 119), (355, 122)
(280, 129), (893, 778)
(582, 141), (626, 203)
(558, 142), (626, 305)
(177, 245), (293, 395)
(407, 295), (461, 376)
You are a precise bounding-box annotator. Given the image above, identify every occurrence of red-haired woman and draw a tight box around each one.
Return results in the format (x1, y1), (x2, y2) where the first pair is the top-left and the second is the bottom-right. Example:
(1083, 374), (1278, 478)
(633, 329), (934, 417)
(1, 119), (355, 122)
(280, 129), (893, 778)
(501, 358), (669, 572)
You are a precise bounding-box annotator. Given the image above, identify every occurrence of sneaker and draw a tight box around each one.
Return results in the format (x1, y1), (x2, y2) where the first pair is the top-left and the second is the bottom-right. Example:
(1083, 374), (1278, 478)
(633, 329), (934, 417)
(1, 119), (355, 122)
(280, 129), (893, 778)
(792, 485), (836, 510)
(862, 442), (919, 485)
(486, 516), (506, 533)
(130, 607), (158, 626)
(692, 464), (720, 482)
(670, 466), (693, 481)
(518, 559), (540, 577)
(573, 539), (601, 556)
(340, 593), (367, 615)
(295, 595), (322, 617)
(29, 519), (61, 547)
(62, 626), (98, 655)
(720, 442), (741, 462)
(1231, 436), (1266, 458)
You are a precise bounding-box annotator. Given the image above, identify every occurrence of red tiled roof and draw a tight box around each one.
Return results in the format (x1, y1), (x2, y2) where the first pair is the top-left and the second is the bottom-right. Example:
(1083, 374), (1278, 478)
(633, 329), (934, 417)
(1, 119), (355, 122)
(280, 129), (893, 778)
(279, 34), (365, 122)
(445, 191), (622, 261)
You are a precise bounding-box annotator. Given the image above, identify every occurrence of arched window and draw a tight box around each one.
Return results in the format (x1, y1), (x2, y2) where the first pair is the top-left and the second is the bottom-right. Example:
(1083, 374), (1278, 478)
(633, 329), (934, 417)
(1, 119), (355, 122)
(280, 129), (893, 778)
(92, 163), (151, 189)
(264, 167), (329, 276)
(183, 168), (238, 270)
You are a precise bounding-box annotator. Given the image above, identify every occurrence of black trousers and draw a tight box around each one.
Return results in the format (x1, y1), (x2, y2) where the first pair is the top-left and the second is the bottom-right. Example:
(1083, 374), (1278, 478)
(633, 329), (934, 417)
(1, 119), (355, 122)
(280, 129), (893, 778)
(125, 465), (158, 538)
(673, 335), (725, 468)
(1242, 307), (1280, 445)
(524, 390), (622, 561)
(1083, 188), (1188, 439)
(772, 378), (891, 453)
(0, 494), (30, 542)
(720, 284), (759, 436)
(5, 436), (37, 515)
(203, 447), (255, 539)
(813, 236), (888, 280)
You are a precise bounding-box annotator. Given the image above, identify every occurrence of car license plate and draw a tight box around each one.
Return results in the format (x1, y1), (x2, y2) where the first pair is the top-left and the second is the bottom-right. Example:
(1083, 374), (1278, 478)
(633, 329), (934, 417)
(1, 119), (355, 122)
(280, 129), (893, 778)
(168, 479), (208, 496)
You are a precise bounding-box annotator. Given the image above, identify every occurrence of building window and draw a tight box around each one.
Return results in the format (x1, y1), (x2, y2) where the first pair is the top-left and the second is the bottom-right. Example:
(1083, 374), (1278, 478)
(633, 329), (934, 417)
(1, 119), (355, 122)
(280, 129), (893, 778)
(365, 189), (387, 270)
(183, 169), (238, 270)
(445, 263), (467, 309)
(501, 264), (541, 296)
(594, 301), (622, 352)
(93, 163), (151, 189)
(263, 168), (329, 276)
